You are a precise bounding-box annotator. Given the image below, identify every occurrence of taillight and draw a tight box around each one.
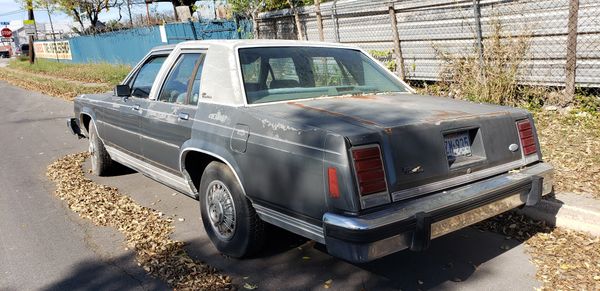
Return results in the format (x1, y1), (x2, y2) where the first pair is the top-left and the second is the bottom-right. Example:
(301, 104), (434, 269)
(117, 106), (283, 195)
(328, 167), (340, 198)
(351, 145), (388, 196)
(516, 119), (537, 156)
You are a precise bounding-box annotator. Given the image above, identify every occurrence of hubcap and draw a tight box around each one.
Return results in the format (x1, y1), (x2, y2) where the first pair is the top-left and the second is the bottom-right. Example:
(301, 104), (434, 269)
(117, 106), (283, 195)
(205, 180), (236, 240)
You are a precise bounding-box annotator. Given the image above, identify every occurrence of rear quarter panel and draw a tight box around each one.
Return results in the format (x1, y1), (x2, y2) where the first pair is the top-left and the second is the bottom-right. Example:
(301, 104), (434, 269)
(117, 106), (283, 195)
(189, 103), (344, 222)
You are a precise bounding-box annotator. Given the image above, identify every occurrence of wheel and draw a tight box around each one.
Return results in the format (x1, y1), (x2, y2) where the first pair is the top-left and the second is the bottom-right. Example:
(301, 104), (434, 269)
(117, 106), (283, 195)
(88, 122), (113, 176)
(199, 162), (265, 258)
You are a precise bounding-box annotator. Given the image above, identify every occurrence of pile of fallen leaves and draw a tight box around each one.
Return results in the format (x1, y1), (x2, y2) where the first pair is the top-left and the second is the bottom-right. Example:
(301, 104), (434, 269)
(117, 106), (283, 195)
(534, 110), (600, 198)
(475, 212), (600, 290)
(47, 152), (232, 290)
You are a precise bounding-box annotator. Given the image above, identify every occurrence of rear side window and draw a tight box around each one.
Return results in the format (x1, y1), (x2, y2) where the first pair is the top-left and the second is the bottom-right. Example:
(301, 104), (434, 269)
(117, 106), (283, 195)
(158, 53), (202, 104)
(130, 56), (167, 98)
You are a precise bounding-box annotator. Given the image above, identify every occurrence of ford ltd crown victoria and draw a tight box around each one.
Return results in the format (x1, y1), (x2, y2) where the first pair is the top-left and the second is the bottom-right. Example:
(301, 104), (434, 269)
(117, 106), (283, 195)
(67, 40), (553, 263)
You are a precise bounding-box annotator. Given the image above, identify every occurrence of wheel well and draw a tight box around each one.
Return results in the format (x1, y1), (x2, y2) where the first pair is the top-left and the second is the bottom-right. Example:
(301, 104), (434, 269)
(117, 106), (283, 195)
(184, 151), (218, 191)
(81, 114), (91, 133)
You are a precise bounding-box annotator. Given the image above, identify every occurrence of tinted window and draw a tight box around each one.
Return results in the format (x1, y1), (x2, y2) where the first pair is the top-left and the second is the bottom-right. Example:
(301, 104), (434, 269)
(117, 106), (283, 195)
(158, 53), (201, 104)
(130, 56), (167, 98)
(239, 47), (407, 104)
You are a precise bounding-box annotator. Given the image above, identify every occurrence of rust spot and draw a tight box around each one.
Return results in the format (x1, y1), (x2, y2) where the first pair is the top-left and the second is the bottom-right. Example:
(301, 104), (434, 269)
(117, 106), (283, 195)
(288, 102), (392, 134)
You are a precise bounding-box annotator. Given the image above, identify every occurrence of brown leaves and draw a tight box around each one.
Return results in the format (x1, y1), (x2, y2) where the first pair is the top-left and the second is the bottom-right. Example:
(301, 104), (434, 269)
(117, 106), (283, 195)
(534, 111), (600, 198)
(475, 212), (600, 290)
(528, 228), (600, 290)
(46, 153), (232, 290)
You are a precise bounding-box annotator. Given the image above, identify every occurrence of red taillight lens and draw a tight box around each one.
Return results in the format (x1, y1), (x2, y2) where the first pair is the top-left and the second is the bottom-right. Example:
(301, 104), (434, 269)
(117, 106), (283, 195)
(328, 167), (340, 198)
(516, 119), (537, 155)
(351, 146), (387, 196)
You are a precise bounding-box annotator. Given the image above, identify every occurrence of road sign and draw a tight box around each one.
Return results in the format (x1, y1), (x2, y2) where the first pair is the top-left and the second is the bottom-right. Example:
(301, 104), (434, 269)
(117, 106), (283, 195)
(23, 19), (35, 35)
(0, 22), (9, 26)
(1, 28), (12, 38)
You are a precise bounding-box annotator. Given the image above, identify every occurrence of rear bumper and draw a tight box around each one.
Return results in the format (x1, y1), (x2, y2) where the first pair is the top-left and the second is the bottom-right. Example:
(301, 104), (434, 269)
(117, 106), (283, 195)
(322, 162), (553, 263)
(67, 118), (86, 138)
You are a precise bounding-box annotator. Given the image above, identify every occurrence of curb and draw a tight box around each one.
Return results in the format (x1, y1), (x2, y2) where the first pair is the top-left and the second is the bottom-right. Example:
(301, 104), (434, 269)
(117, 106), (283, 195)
(518, 192), (600, 236)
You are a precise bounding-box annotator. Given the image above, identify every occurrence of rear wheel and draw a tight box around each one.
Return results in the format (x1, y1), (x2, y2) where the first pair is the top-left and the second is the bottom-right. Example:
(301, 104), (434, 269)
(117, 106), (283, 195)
(88, 122), (113, 176)
(199, 162), (265, 258)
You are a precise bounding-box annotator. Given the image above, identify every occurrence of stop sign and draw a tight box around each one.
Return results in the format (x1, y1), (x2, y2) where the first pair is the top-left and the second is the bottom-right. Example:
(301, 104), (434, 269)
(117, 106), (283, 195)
(1, 28), (12, 38)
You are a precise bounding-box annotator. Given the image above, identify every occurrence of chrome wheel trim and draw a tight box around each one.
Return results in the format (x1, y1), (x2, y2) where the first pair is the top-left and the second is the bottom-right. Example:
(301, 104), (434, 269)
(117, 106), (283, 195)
(89, 133), (97, 171)
(205, 180), (236, 240)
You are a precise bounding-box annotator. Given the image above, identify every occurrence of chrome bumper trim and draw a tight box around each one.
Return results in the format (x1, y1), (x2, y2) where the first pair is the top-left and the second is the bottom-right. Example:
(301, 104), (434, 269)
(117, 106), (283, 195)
(322, 162), (553, 263)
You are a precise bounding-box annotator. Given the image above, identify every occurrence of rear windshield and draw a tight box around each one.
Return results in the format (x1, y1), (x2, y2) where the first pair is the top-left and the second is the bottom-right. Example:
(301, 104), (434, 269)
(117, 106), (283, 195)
(239, 47), (407, 104)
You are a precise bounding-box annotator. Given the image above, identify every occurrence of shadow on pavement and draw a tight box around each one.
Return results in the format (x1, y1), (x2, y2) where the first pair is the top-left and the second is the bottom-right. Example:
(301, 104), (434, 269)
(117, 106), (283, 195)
(41, 252), (167, 291)
(182, 223), (546, 291)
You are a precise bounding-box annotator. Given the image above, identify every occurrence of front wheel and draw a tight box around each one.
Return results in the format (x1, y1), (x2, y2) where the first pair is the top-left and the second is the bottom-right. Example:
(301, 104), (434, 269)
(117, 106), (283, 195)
(199, 162), (265, 258)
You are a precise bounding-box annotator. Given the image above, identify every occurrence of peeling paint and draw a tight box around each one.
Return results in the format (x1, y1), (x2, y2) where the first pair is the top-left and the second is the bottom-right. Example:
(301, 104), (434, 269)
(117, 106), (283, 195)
(260, 118), (300, 132)
(208, 111), (229, 123)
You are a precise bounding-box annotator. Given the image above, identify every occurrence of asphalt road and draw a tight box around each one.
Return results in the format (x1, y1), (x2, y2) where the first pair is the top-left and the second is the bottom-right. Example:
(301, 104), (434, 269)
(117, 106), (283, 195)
(0, 77), (542, 291)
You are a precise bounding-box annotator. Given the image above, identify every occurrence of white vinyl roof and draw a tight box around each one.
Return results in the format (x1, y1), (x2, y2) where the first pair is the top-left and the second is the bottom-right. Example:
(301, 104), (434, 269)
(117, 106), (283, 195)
(165, 40), (364, 106)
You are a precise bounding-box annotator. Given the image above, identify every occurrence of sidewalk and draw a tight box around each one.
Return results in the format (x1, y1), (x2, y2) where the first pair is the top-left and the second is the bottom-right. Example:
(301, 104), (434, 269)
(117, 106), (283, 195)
(519, 192), (600, 236)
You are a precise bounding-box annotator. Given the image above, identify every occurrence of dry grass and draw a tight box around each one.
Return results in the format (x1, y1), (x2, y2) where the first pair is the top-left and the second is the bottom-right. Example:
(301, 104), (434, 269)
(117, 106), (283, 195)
(8, 59), (130, 86)
(0, 68), (112, 101)
(47, 153), (233, 290)
(534, 111), (600, 198)
(434, 20), (531, 106)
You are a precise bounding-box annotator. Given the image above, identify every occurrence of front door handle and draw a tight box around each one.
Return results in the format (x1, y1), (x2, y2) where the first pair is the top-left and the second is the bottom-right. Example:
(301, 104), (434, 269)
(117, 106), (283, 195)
(178, 112), (189, 120)
(132, 104), (140, 111)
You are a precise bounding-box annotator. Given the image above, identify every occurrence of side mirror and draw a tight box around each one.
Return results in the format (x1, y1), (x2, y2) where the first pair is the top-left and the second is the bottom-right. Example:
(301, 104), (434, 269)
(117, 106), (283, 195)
(115, 85), (131, 97)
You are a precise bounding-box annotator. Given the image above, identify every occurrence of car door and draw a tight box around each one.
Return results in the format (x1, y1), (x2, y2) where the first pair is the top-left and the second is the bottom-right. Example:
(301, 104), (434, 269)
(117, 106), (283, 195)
(101, 54), (167, 157)
(141, 52), (206, 172)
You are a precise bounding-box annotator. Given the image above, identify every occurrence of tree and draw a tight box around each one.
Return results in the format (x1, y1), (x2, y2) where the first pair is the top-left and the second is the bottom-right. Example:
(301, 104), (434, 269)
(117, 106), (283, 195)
(230, 0), (266, 38)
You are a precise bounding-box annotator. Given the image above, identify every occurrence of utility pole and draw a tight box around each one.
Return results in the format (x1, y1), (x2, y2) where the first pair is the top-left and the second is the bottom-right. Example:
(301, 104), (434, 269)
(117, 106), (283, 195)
(27, 0), (35, 64)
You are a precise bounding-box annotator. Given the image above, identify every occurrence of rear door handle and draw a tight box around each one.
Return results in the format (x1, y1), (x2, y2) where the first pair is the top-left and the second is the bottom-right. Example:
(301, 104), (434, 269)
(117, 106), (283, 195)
(178, 112), (189, 120)
(132, 104), (140, 111)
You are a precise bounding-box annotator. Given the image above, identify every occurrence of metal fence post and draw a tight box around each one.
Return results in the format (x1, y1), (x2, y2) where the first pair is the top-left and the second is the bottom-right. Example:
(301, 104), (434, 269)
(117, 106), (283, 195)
(315, 0), (324, 41)
(332, 0), (340, 42)
(565, 0), (579, 103)
(473, 0), (485, 80)
(388, 5), (406, 80)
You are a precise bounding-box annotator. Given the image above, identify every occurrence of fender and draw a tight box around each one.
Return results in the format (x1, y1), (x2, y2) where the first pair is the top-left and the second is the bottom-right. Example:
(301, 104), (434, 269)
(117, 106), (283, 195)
(179, 139), (248, 197)
(78, 107), (97, 135)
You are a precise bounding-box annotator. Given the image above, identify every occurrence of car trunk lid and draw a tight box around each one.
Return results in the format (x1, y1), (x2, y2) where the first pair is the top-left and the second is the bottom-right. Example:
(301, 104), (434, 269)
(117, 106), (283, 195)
(274, 94), (530, 202)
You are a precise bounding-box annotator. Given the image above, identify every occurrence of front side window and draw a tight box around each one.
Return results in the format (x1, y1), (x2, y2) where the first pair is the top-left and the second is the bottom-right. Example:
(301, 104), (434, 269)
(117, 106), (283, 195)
(130, 55), (167, 98)
(158, 53), (202, 104)
(239, 47), (407, 104)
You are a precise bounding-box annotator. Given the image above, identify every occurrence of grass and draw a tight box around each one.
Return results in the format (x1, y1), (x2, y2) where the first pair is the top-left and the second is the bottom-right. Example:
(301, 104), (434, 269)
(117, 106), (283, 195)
(0, 68), (112, 101)
(0, 58), (129, 100)
(7, 58), (130, 86)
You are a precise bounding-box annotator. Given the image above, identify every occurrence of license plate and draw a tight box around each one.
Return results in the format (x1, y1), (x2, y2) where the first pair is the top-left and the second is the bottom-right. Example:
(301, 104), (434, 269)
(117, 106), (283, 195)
(444, 132), (471, 159)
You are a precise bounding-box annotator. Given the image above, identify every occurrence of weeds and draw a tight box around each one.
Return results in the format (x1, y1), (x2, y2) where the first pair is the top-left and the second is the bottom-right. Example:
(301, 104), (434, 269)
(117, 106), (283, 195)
(8, 59), (130, 85)
(434, 19), (532, 106)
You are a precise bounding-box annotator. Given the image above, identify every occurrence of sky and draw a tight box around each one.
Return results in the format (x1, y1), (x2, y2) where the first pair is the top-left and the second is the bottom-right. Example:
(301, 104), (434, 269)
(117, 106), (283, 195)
(0, 0), (176, 28)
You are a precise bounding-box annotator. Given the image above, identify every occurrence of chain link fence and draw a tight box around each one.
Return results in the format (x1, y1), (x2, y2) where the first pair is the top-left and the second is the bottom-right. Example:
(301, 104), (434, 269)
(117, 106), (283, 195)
(256, 0), (600, 98)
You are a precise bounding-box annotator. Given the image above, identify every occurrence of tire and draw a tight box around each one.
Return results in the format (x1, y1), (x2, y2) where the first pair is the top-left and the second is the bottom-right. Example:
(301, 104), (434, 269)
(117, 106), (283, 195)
(199, 162), (265, 258)
(88, 122), (113, 176)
